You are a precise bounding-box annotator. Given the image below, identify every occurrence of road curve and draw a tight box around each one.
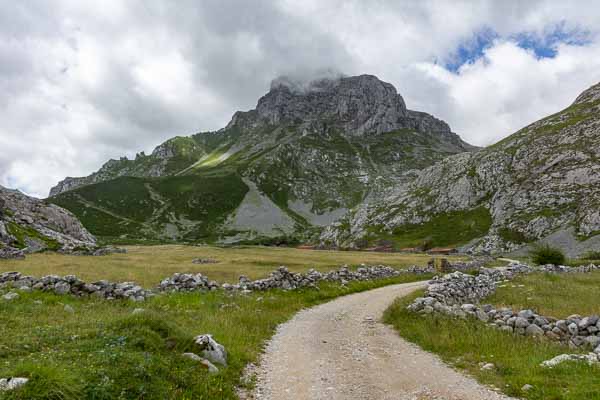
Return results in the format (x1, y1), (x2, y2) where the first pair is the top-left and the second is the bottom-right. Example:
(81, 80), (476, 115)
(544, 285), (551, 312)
(252, 281), (514, 400)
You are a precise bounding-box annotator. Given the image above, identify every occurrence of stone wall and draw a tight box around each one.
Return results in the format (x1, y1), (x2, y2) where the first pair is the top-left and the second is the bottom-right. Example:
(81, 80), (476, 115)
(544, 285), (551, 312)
(0, 272), (150, 301)
(408, 262), (600, 353)
(160, 264), (434, 293)
(2, 264), (434, 301)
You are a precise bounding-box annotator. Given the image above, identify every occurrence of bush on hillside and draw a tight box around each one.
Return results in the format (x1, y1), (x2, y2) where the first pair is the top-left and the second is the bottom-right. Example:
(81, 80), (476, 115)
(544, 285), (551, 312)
(530, 244), (566, 266)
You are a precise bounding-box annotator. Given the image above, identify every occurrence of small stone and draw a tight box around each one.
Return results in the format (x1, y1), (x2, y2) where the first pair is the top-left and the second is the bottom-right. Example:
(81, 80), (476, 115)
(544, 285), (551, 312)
(64, 304), (75, 313)
(2, 292), (19, 301)
(545, 331), (561, 341)
(182, 353), (219, 374)
(521, 384), (533, 392)
(514, 317), (530, 329)
(132, 308), (145, 315)
(568, 323), (579, 336)
(556, 320), (568, 332)
(525, 324), (544, 337)
(518, 309), (535, 320)
(476, 310), (489, 322)
(480, 363), (495, 370)
(54, 281), (71, 295)
(0, 377), (29, 391)
(584, 336), (600, 350)
(421, 306), (434, 314)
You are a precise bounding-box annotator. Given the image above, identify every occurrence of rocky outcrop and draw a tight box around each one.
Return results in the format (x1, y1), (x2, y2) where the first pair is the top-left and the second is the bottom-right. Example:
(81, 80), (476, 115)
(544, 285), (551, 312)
(0, 185), (96, 255)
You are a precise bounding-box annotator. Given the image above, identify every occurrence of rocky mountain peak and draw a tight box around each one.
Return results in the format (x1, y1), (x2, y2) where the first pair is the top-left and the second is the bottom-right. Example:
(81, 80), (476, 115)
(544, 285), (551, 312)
(254, 74), (426, 136)
(573, 81), (600, 105)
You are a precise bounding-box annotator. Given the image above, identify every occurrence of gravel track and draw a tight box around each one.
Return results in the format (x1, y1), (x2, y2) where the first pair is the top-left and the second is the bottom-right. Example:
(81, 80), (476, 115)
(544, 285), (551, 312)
(252, 281), (514, 400)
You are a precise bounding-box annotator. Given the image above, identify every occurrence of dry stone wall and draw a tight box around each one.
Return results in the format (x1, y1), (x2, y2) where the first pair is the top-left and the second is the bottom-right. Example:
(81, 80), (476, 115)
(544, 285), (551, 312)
(408, 262), (600, 353)
(2, 264), (434, 301)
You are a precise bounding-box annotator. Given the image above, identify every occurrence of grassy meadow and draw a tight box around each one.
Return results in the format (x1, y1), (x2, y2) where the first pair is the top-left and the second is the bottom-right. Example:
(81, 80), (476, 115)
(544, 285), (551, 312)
(0, 274), (430, 400)
(385, 291), (600, 400)
(485, 270), (600, 318)
(0, 245), (459, 287)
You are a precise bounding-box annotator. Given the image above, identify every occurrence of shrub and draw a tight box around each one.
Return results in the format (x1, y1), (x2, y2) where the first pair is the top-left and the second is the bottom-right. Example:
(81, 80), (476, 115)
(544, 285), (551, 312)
(530, 244), (566, 265)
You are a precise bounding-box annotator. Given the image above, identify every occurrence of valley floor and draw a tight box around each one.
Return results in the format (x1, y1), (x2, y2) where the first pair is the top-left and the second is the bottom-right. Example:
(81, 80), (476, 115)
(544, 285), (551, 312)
(0, 245), (457, 287)
(0, 245), (451, 399)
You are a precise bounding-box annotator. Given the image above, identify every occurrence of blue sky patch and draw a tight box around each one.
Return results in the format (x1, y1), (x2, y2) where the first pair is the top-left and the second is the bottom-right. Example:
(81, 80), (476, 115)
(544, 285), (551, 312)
(445, 27), (498, 72)
(512, 22), (591, 59)
(445, 22), (591, 71)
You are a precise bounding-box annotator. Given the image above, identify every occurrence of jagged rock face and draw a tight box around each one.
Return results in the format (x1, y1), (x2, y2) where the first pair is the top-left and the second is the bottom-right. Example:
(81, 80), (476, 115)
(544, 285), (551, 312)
(48, 74), (475, 243)
(255, 74), (457, 139)
(257, 75), (408, 136)
(0, 185), (96, 255)
(324, 82), (600, 256)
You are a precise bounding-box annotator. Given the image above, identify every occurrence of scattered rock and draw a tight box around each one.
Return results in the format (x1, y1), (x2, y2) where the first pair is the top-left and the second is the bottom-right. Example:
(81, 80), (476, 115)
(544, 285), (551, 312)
(64, 304), (75, 313)
(0, 377), (29, 391)
(182, 353), (219, 374)
(540, 353), (599, 368)
(521, 384), (533, 392)
(480, 363), (495, 371)
(194, 334), (228, 366)
(1, 292), (19, 301)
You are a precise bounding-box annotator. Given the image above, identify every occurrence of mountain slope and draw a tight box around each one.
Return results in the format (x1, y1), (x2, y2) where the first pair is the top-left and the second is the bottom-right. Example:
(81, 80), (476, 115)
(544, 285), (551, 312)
(0, 185), (96, 257)
(322, 82), (600, 256)
(49, 74), (475, 243)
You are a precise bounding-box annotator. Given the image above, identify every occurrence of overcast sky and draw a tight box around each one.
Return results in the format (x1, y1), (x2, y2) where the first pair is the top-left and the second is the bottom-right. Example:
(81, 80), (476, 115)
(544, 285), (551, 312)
(2, 0), (600, 198)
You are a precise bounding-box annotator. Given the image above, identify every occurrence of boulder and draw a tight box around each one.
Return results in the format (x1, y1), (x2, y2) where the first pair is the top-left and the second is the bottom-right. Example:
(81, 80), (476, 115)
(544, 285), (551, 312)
(525, 324), (544, 337)
(194, 334), (228, 366)
(182, 353), (219, 374)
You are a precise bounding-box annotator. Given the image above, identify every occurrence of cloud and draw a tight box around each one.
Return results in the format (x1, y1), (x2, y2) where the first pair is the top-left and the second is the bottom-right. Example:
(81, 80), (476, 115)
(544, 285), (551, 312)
(410, 39), (600, 145)
(1, 0), (600, 197)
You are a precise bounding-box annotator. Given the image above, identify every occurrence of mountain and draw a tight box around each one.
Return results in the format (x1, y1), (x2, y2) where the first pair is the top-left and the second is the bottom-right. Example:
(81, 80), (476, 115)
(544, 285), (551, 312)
(0, 185), (96, 258)
(49, 74), (475, 243)
(322, 82), (600, 257)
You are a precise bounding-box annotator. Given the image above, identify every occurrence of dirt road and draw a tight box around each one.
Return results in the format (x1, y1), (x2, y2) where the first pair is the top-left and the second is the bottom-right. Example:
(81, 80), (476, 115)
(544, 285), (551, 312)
(252, 281), (513, 400)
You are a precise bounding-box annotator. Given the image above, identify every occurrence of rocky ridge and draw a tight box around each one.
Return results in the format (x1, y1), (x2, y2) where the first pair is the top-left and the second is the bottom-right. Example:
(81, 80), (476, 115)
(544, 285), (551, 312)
(0, 185), (96, 257)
